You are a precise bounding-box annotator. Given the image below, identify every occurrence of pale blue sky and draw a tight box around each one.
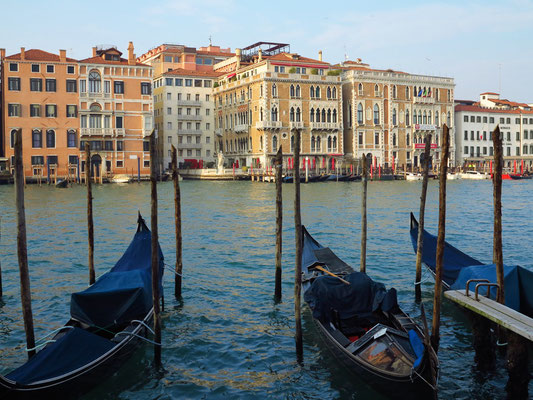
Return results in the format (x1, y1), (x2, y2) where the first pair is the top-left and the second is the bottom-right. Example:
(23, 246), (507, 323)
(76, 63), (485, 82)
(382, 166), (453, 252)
(2, 0), (532, 102)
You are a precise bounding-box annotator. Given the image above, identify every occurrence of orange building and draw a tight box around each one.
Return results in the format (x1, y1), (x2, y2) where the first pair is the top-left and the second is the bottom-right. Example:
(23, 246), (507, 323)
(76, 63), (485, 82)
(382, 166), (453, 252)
(0, 43), (154, 180)
(1, 47), (80, 179)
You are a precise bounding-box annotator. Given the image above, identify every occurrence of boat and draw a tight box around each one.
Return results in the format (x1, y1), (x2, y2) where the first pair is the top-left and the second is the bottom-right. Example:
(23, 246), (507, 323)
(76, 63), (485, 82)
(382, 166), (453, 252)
(317, 174), (330, 181)
(302, 226), (438, 398)
(409, 213), (533, 316)
(349, 174), (362, 182)
(458, 171), (490, 180)
(55, 179), (68, 188)
(282, 175), (294, 183)
(0, 215), (164, 398)
(110, 174), (131, 184)
(405, 173), (423, 181)
(446, 173), (460, 180)
(326, 174), (351, 182)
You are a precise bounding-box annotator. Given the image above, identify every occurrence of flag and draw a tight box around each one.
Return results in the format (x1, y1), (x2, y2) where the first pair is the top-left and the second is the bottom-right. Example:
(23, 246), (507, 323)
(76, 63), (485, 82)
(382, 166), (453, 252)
(418, 88), (423, 97)
(423, 88), (427, 97)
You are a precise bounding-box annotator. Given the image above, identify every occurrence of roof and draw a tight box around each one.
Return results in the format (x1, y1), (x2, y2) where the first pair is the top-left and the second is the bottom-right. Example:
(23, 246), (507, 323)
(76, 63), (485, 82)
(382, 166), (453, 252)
(267, 52), (329, 65)
(163, 67), (223, 78)
(481, 92), (499, 95)
(196, 50), (235, 57)
(79, 56), (148, 66)
(488, 98), (529, 108)
(5, 49), (77, 62)
(455, 104), (533, 114)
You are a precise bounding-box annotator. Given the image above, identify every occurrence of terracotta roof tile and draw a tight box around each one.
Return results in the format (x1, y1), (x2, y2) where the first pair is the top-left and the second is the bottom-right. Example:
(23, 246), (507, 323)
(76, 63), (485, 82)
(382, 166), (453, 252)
(267, 52), (329, 65)
(5, 49), (77, 62)
(455, 104), (533, 114)
(480, 91), (499, 95)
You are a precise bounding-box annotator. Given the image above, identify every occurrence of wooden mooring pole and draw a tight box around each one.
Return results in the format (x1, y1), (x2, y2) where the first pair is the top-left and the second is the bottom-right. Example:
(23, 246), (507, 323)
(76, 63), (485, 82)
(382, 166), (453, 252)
(293, 129), (303, 361)
(0, 215), (3, 298)
(14, 129), (36, 358)
(171, 146), (183, 299)
(415, 134), (432, 302)
(360, 155), (367, 273)
(431, 124), (449, 352)
(492, 125), (504, 305)
(150, 132), (162, 366)
(85, 143), (95, 285)
(274, 147), (283, 302)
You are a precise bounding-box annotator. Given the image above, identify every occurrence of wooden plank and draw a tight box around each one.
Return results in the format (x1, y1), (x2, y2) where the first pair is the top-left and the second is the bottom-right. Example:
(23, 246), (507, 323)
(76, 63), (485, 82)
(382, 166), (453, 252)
(445, 290), (533, 341)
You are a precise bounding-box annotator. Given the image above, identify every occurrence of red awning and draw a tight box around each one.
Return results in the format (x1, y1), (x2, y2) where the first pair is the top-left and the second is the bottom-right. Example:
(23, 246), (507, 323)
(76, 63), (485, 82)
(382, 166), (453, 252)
(227, 73), (236, 79)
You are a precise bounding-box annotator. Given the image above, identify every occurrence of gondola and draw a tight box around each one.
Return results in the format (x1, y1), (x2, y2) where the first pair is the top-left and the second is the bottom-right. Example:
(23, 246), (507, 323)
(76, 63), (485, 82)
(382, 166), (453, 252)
(0, 214), (164, 399)
(55, 179), (68, 188)
(409, 213), (533, 316)
(302, 226), (438, 398)
(326, 174), (351, 182)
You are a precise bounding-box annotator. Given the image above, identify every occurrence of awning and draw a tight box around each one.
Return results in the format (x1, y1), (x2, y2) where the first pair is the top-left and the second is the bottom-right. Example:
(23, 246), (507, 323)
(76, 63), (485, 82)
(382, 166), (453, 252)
(227, 73), (236, 79)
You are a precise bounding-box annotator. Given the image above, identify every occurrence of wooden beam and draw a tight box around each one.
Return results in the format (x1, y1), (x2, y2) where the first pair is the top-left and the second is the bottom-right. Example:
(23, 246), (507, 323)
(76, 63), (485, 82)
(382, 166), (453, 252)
(171, 145), (183, 299)
(360, 155), (367, 273)
(492, 125), (505, 305)
(293, 129), (303, 361)
(85, 143), (95, 285)
(274, 147), (283, 302)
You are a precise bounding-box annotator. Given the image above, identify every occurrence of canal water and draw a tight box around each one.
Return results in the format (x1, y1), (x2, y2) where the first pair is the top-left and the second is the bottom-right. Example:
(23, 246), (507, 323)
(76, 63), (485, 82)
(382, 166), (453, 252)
(0, 179), (532, 399)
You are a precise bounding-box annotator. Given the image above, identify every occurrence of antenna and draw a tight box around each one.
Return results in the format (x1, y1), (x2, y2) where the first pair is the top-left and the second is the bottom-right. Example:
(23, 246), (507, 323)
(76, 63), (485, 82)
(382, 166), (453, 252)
(209, 35), (212, 46)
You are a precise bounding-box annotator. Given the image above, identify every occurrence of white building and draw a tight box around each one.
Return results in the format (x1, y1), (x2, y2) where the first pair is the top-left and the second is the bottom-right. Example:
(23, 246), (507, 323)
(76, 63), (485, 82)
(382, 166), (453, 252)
(455, 92), (533, 169)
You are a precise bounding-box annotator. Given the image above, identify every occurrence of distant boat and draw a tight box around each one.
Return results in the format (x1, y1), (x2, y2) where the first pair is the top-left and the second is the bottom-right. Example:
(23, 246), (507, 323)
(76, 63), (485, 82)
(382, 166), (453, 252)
(459, 171), (490, 180)
(0, 215), (164, 398)
(326, 174), (351, 182)
(405, 173), (423, 181)
(302, 226), (438, 398)
(110, 174), (131, 184)
(446, 173), (460, 180)
(409, 212), (533, 317)
(55, 179), (68, 188)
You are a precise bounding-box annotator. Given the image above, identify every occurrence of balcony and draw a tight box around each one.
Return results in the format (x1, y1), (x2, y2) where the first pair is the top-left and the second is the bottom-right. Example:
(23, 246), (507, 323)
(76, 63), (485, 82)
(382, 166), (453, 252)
(215, 128), (223, 137)
(414, 96), (435, 104)
(177, 100), (202, 107)
(290, 121), (304, 130)
(255, 121), (282, 130)
(179, 142), (203, 149)
(178, 129), (203, 135)
(116, 128), (125, 137)
(80, 92), (112, 99)
(235, 124), (248, 133)
(178, 114), (203, 121)
(80, 128), (113, 136)
(310, 122), (341, 131)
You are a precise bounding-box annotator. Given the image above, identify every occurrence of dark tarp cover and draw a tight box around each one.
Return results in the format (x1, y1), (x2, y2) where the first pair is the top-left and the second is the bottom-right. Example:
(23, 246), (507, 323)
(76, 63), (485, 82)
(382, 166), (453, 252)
(410, 213), (483, 285)
(304, 272), (398, 324)
(6, 328), (114, 385)
(451, 264), (533, 318)
(70, 222), (164, 327)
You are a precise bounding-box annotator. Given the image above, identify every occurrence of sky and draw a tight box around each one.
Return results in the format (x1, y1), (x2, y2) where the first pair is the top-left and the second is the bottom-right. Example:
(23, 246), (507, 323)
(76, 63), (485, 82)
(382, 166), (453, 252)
(2, 0), (532, 103)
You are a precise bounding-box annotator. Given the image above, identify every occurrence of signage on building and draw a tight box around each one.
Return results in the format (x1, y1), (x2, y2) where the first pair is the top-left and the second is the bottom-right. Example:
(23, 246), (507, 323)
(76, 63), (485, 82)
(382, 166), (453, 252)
(129, 155), (138, 159)
(414, 143), (438, 149)
(415, 124), (437, 131)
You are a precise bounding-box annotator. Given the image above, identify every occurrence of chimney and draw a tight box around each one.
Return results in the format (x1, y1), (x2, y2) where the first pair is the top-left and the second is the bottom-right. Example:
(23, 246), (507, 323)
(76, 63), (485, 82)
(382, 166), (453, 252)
(59, 49), (66, 63)
(20, 47), (25, 61)
(92, 46), (97, 57)
(258, 48), (262, 62)
(128, 41), (135, 65)
(0, 48), (5, 60)
(318, 50), (323, 62)
(235, 48), (241, 70)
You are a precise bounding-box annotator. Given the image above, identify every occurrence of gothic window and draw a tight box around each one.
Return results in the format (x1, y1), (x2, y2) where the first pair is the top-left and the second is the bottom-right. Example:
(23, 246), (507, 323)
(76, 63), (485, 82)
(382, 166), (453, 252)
(310, 108), (315, 122)
(333, 109), (337, 123)
(296, 107), (301, 122)
(290, 107), (295, 122)
(373, 104), (380, 124)
(357, 103), (363, 124)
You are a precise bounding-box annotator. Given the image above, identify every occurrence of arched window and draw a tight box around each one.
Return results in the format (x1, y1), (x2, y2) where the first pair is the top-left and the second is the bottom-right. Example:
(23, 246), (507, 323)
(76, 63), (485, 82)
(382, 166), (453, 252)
(436, 89), (440, 101)
(327, 136), (332, 152)
(333, 109), (337, 123)
(333, 136), (337, 151)
(406, 110), (410, 126)
(374, 84), (379, 95)
(393, 133), (397, 146)
(290, 107), (295, 122)
(316, 136), (321, 151)
(88, 70), (101, 93)
(290, 135), (294, 152)
(406, 86), (410, 99)
(234, 139), (237, 152)
(10, 129), (17, 148)
(316, 108), (321, 122)
(423, 111), (427, 124)
(358, 83), (363, 95)
(316, 86), (321, 98)
(530, 144), (533, 154)
(271, 106), (278, 121)
(373, 104), (380, 124)
(406, 133), (410, 146)
(428, 111), (432, 124)
(413, 110), (417, 124)
(310, 108), (315, 122)
(392, 85), (397, 99)
(418, 111), (422, 124)
(296, 107), (301, 122)
(272, 83), (277, 97)
(327, 109), (331, 123)
(414, 86), (417, 97)
(435, 112), (439, 126)
(525, 145), (529, 155)
(392, 109), (397, 125)
(327, 86), (331, 99)
(310, 85), (315, 98)
(296, 85), (300, 98)
(311, 136), (316, 152)
(46, 129), (55, 148)
(290, 85), (295, 97)
(321, 109), (326, 122)
(259, 136), (263, 150)
(332, 87), (337, 99)
(273, 135), (278, 151)
(357, 103), (363, 124)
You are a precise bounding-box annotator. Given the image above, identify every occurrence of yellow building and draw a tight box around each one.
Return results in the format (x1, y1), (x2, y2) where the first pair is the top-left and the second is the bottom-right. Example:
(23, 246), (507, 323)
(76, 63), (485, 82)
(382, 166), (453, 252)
(213, 43), (343, 170)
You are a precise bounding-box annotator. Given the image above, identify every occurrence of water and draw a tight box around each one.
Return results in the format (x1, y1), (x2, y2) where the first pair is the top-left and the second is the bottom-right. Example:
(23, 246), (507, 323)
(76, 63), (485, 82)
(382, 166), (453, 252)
(0, 179), (532, 399)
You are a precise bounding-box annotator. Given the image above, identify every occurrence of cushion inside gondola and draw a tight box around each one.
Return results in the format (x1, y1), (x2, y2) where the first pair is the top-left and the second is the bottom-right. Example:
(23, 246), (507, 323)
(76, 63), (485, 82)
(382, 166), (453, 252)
(6, 328), (114, 385)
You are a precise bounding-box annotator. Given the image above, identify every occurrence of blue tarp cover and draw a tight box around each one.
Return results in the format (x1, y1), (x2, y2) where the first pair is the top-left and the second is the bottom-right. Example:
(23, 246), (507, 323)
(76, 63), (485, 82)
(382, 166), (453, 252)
(71, 222), (164, 327)
(6, 328), (114, 385)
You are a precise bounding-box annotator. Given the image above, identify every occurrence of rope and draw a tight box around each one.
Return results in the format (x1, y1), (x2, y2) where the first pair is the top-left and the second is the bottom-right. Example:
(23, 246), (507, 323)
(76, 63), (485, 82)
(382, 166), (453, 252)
(414, 266), (432, 285)
(411, 366), (438, 391)
(131, 319), (155, 335)
(114, 331), (161, 346)
(25, 326), (75, 352)
(163, 263), (182, 277)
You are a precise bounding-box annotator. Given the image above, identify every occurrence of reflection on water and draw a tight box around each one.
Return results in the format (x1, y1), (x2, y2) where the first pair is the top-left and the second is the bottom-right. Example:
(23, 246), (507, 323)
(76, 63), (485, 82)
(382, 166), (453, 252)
(0, 180), (532, 399)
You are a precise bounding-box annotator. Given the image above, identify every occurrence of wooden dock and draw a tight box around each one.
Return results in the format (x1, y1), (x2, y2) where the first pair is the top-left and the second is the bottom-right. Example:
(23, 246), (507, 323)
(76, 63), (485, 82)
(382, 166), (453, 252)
(444, 289), (533, 341)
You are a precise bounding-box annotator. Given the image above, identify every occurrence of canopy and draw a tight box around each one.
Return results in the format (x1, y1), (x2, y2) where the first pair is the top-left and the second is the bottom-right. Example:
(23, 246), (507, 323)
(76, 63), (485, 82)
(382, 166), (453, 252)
(70, 217), (164, 327)
(304, 272), (398, 324)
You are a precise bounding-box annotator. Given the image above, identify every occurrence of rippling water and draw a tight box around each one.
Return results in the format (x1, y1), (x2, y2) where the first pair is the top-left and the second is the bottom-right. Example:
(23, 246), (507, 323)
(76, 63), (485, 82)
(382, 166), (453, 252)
(0, 179), (532, 399)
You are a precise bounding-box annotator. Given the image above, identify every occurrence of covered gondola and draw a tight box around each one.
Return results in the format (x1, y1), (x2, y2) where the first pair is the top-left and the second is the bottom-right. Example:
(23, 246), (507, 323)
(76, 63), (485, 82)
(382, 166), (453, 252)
(302, 226), (438, 398)
(0, 215), (164, 399)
